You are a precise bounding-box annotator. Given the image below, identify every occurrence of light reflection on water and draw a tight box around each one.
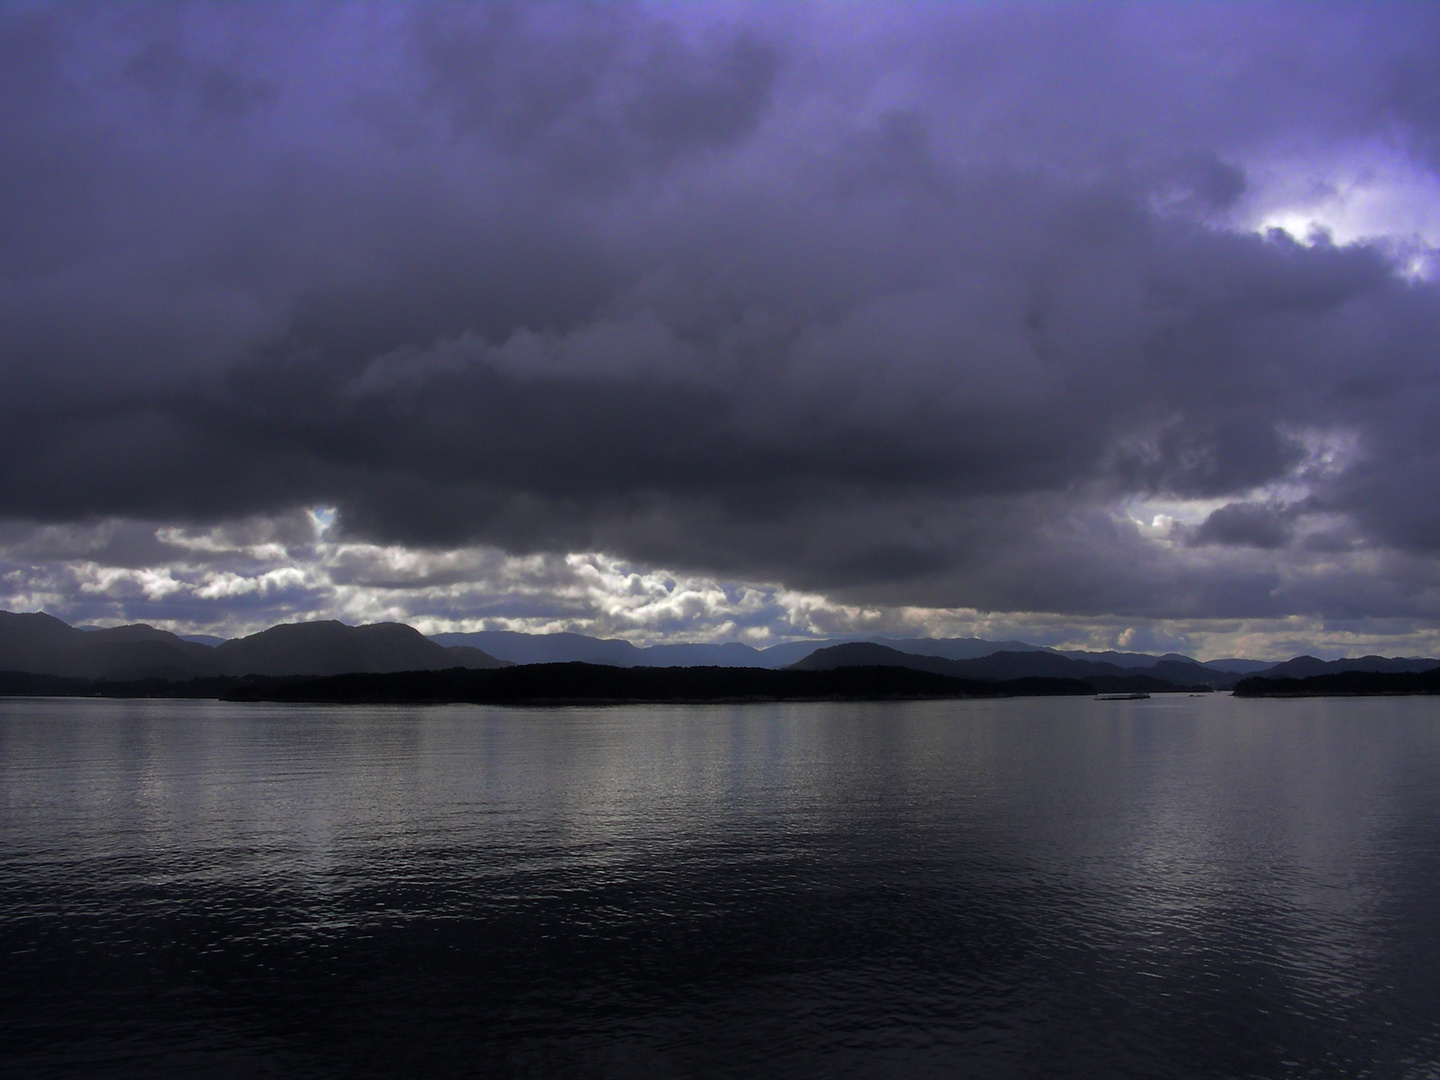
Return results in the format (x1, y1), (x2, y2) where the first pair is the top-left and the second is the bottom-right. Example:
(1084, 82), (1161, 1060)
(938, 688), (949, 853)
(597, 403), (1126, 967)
(1, 694), (1439, 1078)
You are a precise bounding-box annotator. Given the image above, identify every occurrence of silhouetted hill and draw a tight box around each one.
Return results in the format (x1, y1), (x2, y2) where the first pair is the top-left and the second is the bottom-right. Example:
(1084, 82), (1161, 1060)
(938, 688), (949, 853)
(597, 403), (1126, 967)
(1257, 654), (1440, 680)
(213, 621), (510, 676)
(0, 611), (508, 680)
(0, 611), (81, 665)
(875, 637), (1052, 661)
(73, 624), (220, 679)
(1234, 666), (1440, 697)
(638, 642), (784, 667)
(742, 640), (828, 667)
(445, 644), (511, 669)
(179, 634), (228, 647)
(428, 631), (1053, 669)
(789, 642), (957, 674)
(430, 630), (809, 667)
(1055, 649), (1195, 668)
(1202, 658), (1282, 674)
(1145, 660), (1233, 689)
(430, 630), (642, 666)
(8, 609), (1431, 691)
(791, 643), (1224, 691)
(948, 650), (1226, 688)
(0, 611), (220, 679)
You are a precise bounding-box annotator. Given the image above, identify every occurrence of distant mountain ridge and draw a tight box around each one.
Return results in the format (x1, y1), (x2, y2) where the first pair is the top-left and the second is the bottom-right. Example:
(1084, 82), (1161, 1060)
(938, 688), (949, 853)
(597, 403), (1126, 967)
(790, 642), (1231, 692)
(0, 611), (508, 680)
(1252, 654), (1440, 679)
(2, 610), (1436, 688)
(1199, 658), (1283, 674)
(428, 631), (1053, 668)
(0, 612), (219, 681)
(432, 630), (1438, 685)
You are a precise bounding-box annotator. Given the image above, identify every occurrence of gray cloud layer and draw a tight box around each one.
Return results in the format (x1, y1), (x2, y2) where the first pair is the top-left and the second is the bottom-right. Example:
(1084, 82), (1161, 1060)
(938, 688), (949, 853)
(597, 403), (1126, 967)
(4, 1), (1440, 626)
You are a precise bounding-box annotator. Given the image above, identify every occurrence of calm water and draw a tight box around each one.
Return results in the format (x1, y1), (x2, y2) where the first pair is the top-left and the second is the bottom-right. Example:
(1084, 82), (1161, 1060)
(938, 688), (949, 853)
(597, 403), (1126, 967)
(2, 695), (1439, 1079)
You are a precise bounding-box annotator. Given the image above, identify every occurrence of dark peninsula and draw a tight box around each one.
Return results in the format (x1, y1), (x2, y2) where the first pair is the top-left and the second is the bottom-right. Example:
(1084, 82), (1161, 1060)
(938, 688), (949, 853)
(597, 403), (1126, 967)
(217, 663), (1097, 705)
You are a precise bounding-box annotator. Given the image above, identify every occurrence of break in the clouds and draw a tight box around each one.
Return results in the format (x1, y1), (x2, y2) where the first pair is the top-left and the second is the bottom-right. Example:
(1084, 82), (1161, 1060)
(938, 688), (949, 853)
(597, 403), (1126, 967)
(3, 1), (1440, 656)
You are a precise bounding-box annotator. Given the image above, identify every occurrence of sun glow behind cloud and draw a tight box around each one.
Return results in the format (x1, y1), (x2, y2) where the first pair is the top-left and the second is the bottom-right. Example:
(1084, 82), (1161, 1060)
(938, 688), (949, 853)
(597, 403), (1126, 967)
(1244, 154), (1440, 278)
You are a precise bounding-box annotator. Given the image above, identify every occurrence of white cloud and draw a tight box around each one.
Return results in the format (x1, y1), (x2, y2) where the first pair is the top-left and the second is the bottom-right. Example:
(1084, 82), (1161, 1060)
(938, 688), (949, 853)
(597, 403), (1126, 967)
(1243, 151), (1440, 278)
(3, 513), (1440, 660)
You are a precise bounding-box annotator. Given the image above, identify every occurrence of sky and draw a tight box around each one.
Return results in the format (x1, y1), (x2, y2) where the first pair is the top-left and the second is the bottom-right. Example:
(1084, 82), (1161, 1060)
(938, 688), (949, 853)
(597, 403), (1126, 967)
(3, 1), (1440, 660)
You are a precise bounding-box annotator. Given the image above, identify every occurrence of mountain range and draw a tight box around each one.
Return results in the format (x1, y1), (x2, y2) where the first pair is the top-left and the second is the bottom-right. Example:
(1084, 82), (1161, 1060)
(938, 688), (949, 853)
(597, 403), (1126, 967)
(1, 610), (1436, 689)
(426, 631), (1051, 668)
(0, 611), (509, 681)
(791, 642), (1230, 691)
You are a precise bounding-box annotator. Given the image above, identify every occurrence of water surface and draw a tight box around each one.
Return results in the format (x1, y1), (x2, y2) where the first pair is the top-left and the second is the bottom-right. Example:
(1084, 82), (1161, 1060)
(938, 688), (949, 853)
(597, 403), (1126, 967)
(2, 694), (1439, 1078)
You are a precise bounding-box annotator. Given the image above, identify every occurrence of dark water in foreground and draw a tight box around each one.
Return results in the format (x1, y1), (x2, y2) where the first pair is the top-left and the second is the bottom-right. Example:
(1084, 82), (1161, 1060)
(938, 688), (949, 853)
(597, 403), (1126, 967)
(2, 696), (1440, 1079)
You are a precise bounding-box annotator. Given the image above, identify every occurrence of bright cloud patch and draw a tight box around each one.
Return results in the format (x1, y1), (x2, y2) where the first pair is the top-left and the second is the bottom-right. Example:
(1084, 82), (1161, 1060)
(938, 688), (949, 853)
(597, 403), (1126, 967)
(1, 514), (1439, 661)
(1249, 157), (1440, 248)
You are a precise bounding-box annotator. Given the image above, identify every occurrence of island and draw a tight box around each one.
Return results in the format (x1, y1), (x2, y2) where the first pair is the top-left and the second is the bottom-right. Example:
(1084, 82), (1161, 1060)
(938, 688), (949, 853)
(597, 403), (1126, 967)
(1233, 668), (1440, 697)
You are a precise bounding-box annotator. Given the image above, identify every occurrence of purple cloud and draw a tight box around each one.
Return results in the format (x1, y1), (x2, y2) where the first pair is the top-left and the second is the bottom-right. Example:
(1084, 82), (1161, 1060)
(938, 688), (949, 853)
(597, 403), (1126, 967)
(2, 2), (1440, 646)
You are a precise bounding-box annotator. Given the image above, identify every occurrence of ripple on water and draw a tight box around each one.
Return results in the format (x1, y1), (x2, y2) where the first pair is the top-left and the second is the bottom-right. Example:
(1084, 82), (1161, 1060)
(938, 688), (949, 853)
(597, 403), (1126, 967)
(2, 695), (1439, 1078)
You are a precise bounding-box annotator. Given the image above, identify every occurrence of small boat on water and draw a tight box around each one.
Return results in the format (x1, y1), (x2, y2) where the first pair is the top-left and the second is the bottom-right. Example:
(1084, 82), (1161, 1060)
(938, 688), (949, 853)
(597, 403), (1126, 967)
(1093, 692), (1150, 701)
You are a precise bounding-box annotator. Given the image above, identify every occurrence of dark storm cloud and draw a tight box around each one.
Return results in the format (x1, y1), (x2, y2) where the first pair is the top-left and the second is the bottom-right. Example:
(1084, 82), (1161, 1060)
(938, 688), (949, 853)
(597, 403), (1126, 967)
(3, 1), (1440, 622)
(1191, 503), (1294, 551)
(414, 3), (780, 178)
